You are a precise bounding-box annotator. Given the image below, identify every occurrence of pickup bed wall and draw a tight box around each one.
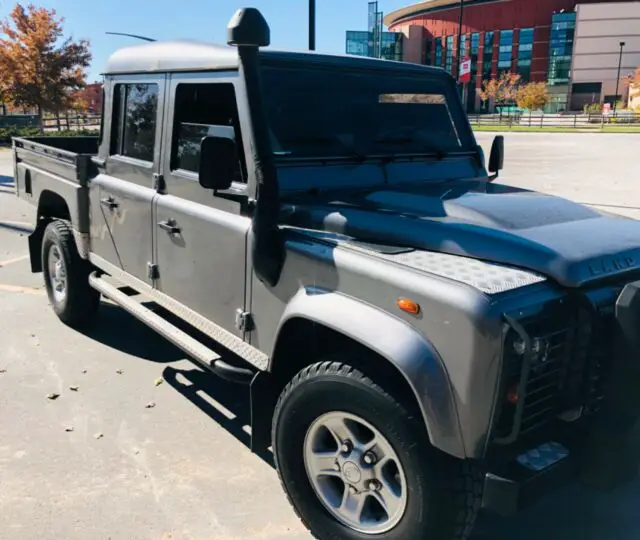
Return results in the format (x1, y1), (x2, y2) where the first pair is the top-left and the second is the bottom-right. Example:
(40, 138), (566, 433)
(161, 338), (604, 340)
(13, 136), (99, 233)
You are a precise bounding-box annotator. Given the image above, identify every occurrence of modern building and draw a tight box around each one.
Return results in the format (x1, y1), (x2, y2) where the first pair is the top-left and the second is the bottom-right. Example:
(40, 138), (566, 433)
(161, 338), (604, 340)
(346, 0), (640, 112)
(346, 2), (404, 61)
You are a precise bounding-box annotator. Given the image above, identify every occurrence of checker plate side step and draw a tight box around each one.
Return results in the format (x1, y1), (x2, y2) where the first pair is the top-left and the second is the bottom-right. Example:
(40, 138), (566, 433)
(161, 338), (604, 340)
(89, 273), (255, 384)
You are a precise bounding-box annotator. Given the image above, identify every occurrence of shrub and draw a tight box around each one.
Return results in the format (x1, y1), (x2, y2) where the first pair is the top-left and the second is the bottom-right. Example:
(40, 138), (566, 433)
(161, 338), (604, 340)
(0, 126), (97, 144)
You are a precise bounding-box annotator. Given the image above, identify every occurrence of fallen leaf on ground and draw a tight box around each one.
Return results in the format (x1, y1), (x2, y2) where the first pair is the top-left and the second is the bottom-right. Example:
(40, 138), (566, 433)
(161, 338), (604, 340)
(46, 393), (60, 400)
(154, 378), (163, 386)
(145, 401), (156, 409)
(116, 369), (124, 375)
(69, 385), (79, 391)
(94, 432), (104, 440)
(65, 426), (74, 432)
(0, 369), (6, 374)
(81, 369), (87, 374)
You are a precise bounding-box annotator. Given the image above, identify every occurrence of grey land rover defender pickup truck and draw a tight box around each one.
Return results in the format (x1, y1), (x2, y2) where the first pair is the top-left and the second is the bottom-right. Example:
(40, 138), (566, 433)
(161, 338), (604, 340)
(12, 8), (640, 540)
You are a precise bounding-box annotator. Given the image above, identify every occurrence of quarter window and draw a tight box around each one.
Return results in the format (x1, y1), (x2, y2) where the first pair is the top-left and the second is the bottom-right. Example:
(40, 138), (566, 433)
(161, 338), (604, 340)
(111, 83), (159, 162)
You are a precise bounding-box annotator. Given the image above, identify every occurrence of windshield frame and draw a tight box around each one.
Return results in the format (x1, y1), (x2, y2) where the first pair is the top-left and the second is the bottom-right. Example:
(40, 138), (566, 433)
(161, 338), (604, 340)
(258, 55), (478, 163)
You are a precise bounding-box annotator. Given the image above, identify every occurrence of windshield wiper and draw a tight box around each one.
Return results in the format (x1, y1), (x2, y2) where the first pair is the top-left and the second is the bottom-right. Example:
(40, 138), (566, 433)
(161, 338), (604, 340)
(373, 136), (447, 160)
(279, 136), (366, 161)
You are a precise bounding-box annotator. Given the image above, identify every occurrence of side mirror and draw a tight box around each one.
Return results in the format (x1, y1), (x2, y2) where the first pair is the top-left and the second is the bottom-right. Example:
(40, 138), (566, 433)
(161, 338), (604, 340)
(198, 136), (237, 191)
(488, 135), (504, 175)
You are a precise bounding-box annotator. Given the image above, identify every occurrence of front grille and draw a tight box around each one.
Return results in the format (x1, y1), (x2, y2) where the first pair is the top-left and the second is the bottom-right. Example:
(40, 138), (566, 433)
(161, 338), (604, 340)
(493, 291), (617, 444)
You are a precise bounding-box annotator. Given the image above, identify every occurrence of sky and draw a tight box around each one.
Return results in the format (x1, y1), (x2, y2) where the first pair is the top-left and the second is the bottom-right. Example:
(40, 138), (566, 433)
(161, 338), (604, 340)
(0, 0), (414, 81)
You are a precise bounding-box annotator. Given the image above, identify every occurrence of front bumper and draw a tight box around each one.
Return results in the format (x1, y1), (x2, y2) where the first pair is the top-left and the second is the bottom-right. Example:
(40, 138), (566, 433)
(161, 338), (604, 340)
(484, 280), (640, 516)
(481, 440), (577, 516)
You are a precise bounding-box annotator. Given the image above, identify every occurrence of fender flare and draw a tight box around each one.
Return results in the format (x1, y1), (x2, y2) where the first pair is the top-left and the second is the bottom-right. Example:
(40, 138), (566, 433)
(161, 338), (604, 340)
(274, 288), (466, 459)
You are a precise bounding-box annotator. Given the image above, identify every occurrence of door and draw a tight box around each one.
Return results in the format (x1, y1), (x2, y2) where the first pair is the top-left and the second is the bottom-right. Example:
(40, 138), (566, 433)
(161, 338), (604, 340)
(90, 75), (165, 284)
(153, 72), (252, 336)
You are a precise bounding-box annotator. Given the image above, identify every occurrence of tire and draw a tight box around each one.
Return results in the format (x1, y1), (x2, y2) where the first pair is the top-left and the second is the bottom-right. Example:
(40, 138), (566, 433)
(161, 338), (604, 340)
(272, 360), (483, 540)
(41, 219), (100, 327)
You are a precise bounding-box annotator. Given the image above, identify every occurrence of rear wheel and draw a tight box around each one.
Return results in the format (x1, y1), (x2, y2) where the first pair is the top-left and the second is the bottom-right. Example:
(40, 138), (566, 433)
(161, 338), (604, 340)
(41, 220), (99, 327)
(272, 360), (483, 540)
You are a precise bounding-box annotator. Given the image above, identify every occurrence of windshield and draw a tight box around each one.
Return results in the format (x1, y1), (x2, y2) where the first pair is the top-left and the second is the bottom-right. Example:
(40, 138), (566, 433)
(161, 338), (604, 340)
(260, 63), (469, 160)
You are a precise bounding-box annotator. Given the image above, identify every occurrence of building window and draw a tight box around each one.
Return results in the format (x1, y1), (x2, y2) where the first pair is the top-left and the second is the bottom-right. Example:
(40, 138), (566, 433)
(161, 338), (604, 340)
(483, 31), (494, 80)
(424, 38), (432, 65)
(435, 37), (443, 67)
(471, 32), (480, 75)
(498, 30), (513, 73)
(346, 30), (371, 57)
(460, 34), (468, 59)
(517, 28), (534, 81)
(380, 32), (403, 61)
(445, 35), (454, 73)
(548, 12), (576, 86)
(111, 83), (158, 162)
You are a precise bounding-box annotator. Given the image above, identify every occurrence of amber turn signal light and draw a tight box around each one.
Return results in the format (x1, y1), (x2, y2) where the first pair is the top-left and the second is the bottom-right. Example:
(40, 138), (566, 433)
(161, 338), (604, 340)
(397, 298), (421, 315)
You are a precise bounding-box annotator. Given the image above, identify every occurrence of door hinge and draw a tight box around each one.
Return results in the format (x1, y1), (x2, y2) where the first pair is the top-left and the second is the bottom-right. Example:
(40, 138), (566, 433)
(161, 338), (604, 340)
(235, 309), (254, 332)
(147, 262), (159, 280)
(153, 173), (166, 194)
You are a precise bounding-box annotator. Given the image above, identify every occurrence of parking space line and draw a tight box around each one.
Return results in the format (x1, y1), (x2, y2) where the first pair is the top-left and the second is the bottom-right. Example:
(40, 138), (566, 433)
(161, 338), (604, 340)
(1, 220), (32, 228)
(0, 254), (29, 268)
(0, 283), (45, 296)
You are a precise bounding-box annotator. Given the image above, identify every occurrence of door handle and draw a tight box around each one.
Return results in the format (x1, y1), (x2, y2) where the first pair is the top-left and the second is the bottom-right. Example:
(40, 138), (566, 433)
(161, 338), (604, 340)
(158, 219), (181, 235)
(100, 196), (118, 210)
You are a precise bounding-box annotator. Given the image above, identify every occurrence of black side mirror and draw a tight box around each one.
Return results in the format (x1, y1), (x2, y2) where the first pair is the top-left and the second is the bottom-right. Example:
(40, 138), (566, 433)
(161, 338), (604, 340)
(198, 136), (237, 191)
(488, 135), (504, 176)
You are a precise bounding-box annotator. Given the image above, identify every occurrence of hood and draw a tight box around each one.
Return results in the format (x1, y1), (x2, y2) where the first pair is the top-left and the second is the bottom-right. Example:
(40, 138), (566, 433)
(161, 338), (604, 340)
(283, 181), (640, 288)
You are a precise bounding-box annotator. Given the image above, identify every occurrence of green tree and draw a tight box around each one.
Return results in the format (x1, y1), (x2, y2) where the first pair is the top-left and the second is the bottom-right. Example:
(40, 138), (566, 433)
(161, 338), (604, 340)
(0, 3), (91, 132)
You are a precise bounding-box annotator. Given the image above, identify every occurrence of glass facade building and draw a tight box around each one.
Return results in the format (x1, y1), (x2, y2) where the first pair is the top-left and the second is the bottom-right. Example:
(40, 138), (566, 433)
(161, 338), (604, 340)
(548, 12), (576, 86)
(498, 30), (514, 73)
(345, 1), (403, 61)
(517, 28), (534, 81)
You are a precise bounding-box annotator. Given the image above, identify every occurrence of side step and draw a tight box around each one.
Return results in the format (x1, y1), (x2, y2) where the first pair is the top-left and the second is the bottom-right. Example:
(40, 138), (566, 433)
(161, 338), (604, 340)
(89, 273), (255, 384)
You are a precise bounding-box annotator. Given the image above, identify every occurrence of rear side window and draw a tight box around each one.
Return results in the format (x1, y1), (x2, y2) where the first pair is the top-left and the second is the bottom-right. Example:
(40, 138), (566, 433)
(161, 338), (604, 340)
(111, 83), (159, 162)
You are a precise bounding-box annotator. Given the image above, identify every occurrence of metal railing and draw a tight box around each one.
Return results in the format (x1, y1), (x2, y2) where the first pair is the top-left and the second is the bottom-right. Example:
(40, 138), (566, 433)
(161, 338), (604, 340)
(468, 111), (640, 129)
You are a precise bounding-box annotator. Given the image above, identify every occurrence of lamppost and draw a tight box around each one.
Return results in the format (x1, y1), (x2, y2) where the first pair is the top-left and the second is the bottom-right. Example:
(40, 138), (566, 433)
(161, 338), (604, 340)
(309, 0), (316, 51)
(105, 31), (156, 42)
(613, 41), (625, 114)
(455, 0), (466, 103)
(455, 0), (465, 80)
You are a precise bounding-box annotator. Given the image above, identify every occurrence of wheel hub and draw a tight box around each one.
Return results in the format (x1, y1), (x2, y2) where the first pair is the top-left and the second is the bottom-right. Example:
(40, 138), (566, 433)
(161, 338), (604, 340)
(47, 245), (67, 302)
(303, 411), (408, 535)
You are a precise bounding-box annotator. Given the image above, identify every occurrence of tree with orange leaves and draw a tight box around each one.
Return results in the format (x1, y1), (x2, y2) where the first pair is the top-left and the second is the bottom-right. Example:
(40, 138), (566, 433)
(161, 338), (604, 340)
(0, 3), (91, 132)
(477, 72), (522, 111)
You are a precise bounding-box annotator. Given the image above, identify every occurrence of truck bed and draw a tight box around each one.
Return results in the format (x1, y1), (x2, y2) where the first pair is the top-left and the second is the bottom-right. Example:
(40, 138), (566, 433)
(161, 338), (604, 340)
(13, 136), (100, 235)
(13, 136), (99, 185)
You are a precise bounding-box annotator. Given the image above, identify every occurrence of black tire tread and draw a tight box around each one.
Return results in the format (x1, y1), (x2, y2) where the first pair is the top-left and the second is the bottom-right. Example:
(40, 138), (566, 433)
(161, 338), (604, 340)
(42, 219), (99, 327)
(272, 359), (483, 540)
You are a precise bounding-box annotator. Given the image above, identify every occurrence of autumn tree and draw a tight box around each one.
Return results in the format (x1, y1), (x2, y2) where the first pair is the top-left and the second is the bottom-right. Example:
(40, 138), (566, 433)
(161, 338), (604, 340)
(515, 82), (550, 111)
(477, 72), (522, 111)
(627, 67), (640, 110)
(0, 3), (91, 132)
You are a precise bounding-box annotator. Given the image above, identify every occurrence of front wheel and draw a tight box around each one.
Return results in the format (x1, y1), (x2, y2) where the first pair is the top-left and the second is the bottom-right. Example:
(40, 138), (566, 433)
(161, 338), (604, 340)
(272, 360), (483, 540)
(41, 220), (100, 328)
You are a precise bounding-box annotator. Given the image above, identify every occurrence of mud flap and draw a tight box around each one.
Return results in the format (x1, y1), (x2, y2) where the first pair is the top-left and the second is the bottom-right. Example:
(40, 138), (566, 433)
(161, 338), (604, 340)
(581, 281), (640, 489)
(27, 223), (45, 273)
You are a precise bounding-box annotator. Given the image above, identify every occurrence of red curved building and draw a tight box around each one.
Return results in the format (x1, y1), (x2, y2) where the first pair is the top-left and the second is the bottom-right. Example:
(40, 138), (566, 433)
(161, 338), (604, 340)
(379, 0), (640, 112)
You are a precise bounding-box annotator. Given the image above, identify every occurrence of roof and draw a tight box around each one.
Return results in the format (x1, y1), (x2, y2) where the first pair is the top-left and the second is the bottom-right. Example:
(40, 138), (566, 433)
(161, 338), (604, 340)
(104, 39), (449, 76)
(384, 0), (503, 28)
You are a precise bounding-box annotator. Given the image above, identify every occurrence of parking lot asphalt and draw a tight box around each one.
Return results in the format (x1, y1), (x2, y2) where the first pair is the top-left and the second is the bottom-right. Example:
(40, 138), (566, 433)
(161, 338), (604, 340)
(0, 133), (638, 540)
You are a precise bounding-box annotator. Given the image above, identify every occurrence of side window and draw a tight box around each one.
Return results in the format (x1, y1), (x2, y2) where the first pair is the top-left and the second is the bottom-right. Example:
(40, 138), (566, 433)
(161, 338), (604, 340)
(110, 82), (159, 162)
(170, 83), (246, 183)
